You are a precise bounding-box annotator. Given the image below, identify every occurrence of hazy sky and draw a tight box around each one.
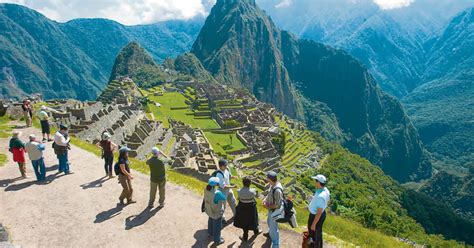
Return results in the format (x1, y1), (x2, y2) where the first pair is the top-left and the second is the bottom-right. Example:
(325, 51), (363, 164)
(0, 0), (418, 25)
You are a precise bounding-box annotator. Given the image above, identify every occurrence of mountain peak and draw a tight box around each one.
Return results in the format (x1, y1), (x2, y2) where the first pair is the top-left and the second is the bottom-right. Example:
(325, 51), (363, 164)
(108, 41), (156, 82)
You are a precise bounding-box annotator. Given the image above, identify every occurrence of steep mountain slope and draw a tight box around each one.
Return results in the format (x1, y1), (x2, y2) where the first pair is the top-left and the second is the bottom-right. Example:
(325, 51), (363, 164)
(108, 42), (157, 82)
(0, 4), (104, 100)
(0, 3), (202, 100)
(192, 0), (432, 182)
(403, 8), (474, 169)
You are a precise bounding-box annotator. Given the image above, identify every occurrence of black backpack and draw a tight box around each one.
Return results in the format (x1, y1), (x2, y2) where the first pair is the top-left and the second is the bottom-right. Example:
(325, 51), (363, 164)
(273, 187), (295, 225)
(114, 162), (121, 176)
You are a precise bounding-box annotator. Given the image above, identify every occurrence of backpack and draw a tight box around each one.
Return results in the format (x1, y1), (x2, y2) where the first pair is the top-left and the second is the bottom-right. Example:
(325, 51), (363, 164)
(114, 162), (121, 176)
(272, 187), (296, 226)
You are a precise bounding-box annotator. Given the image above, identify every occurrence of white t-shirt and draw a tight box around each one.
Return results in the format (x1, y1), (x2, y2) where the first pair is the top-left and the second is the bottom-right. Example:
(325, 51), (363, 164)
(308, 187), (330, 214)
(216, 169), (231, 190)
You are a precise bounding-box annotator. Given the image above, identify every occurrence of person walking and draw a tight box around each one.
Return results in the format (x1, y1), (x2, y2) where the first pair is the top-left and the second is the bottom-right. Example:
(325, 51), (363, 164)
(146, 147), (171, 208)
(116, 146), (136, 205)
(53, 124), (72, 174)
(203, 177), (226, 245)
(234, 177), (260, 241)
(25, 134), (46, 181)
(37, 106), (53, 142)
(95, 132), (117, 178)
(214, 159), (237, 221)
(21, 100), (33, 127)
(9, 131), (27, 178)
(263, 171), (283, 248)
(308, 174), (330, 248)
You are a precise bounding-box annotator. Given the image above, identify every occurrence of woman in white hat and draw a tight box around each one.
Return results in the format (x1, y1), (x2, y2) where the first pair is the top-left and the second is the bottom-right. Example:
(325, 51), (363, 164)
(9, 131), (27, 177)
(96, 132), (118, 178)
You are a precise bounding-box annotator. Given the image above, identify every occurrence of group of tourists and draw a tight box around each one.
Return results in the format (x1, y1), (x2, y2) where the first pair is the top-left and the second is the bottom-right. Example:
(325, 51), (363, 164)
(8, 105), (71, 180)
(7, 104), (331, 248)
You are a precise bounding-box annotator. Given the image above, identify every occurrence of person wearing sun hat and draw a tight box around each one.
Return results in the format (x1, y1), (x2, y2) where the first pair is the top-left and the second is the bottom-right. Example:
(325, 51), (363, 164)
(203, 176), (227, 245)
(95, 132), (118, 178)
(146, 147), (171, 208)
(116, 146), (135, 205)
(9, 130), (27, 178)
(307, 174), (330, 248)
(37, 106), (52, 142)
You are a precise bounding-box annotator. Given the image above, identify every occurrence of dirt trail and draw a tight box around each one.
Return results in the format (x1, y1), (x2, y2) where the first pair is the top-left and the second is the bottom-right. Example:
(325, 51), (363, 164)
(0, 126), (320, 248)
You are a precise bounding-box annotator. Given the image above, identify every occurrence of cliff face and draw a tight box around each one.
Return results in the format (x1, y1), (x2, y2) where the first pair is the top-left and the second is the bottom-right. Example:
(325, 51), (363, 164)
(192, 0), (432, 182)
(192, 0), (301, 118)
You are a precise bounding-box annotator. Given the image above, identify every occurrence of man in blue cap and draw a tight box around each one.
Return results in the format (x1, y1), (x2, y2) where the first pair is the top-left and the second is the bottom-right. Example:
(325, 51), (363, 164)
(204, 176), (226, 245)
(307, 174), (330, 248)
(53, 124), (72, 174)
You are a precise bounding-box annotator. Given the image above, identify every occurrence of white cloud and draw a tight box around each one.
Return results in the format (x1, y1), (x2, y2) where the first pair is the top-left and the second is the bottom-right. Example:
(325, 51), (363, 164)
(373, 0), (414, 10)
(275, 0), (293, 9)
(0, 0), (211, 25)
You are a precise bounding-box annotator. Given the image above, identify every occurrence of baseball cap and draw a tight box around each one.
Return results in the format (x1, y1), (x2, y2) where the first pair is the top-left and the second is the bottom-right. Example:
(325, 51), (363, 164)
(218, 159), (228, 167)
(151, 147), (160, 155)
(266, 171), (278, 181)
(311, 174), (327, 184)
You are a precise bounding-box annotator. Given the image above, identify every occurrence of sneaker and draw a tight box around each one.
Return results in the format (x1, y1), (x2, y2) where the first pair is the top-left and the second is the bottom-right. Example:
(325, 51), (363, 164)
(42, 138), (47, 142)
(119, 199), (125, 205)
(48, 138), (53, 142)
(127, 200), (137, 205)
(147, 205), (154, 209)
(65, 171), (74, 175)
(215, 238), (225, 245)
(263, 232), (270, 238)
(158, 203), (165, 208)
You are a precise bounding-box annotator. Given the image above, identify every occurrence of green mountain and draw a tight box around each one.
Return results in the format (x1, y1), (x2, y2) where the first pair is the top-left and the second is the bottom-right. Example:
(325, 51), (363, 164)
(403, 7), (474, 170)
(0, 3), (202, 100)
(108, 41), (158, 82)
(192, 0), (432, 182)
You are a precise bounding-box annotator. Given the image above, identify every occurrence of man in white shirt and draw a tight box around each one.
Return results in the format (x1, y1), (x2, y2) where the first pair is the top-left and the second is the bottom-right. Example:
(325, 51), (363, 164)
(307, 174), (330, 248)
(214, 159), (237, 220)
(25, 134), (47, 181)
(54, 124), (72, 174)
(37, 106), (52, 142)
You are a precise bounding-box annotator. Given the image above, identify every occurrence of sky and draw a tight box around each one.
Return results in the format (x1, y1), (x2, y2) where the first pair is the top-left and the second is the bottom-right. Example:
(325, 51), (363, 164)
(0, 0), (417, 25)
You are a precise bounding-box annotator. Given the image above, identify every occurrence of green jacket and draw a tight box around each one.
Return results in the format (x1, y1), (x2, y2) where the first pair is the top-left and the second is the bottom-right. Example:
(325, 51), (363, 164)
(146, 156), (170, 183)
(9, 137), (25, 151)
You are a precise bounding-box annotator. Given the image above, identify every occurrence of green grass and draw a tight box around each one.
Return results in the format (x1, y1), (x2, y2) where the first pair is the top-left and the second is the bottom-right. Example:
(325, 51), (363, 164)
(0, 115), (15, 138)
(0, 153), (7, 167)
(149, 91), (219, 129)
(204, 132), (246, 157)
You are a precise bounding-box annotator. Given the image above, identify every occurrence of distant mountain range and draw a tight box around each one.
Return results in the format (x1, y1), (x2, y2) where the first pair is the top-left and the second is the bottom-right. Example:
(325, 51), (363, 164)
(258, 0), (474, 180)
(0, 3), (203, 100)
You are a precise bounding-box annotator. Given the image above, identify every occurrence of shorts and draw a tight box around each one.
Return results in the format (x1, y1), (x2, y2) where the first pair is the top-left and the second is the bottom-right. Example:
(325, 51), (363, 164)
(40, 120), (50, 134)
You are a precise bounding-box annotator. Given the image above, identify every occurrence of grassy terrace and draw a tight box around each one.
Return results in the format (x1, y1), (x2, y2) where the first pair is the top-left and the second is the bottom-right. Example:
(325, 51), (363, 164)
(147, 87), (246, 158)
(0, 115), (15, 138)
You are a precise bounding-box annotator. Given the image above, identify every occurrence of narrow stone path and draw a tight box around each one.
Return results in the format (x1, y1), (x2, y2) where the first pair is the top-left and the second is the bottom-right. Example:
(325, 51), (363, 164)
(0, 126), (316, 248)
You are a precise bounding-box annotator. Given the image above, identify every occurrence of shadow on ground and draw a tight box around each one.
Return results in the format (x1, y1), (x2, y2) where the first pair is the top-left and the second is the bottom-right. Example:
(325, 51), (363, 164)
(80, 176), (110, 189)
(125, 206), (162, 230)
(95, 204), (124, 223)
(3, 173), (65, 191)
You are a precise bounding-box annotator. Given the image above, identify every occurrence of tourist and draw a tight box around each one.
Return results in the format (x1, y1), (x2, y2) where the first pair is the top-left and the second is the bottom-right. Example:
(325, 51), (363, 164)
(21, 100), (33, 127)
(53, 124), (72, 174)
(146, 147), (170, 208)
(234, 177), (260, 241)
(307, 174), (330, 248)
(116, 146), (136, 205)
(95, 132), (117, 178)
(263, 171), (283, 248)
(8, 131), (27, 178)
(214, 159), (237, 220)
(203, 177), (226, 245)
(37, 106), (53, 142)
(25, 134), (46, 181)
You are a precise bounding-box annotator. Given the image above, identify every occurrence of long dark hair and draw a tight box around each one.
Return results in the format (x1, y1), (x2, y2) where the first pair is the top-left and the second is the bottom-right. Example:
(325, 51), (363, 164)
(118, 151), (128, 162)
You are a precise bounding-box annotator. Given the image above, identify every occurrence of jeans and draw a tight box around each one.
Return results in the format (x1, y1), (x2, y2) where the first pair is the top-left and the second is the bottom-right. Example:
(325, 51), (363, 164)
(57, 151), (69, 173)
(267, 210), (279, 248)
(104, 153), (114, 175)
(31, 158), (46, 181)
(308, 211), (326, 248)
(207, 217), (223, 243)
(149, 180), (166, 206)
